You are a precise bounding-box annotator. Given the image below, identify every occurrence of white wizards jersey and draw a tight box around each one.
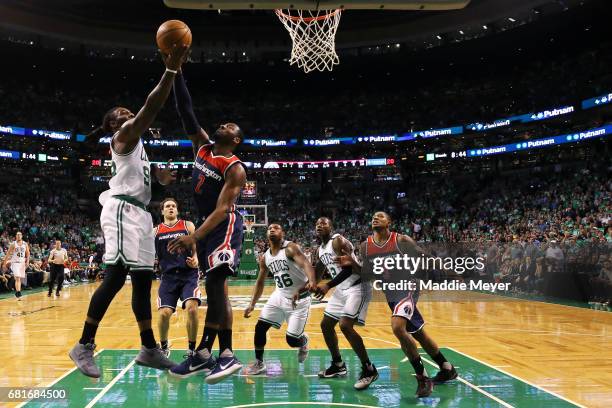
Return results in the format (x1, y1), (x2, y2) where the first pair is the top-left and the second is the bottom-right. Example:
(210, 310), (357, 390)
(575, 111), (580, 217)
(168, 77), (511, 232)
(318, 234), (360, 290)
(11, 241), (27, 264)
(264, 241), (308, 297)
(99, 134), (151, 206)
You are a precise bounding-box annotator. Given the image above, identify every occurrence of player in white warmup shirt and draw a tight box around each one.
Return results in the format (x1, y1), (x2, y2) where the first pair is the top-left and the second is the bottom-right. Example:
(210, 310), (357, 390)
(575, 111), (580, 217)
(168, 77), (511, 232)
(243, 224), (316, 375)
(313, 217), (378, 390)
(68, 44), (189, 378)
(2, 232), (30, 301)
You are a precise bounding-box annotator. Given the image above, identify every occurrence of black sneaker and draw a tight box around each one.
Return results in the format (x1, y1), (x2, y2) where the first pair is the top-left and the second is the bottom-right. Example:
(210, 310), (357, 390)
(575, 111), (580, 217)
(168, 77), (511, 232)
(415, 374), (433, 398)
(354, 364), (379, 390)
(432, 366), (458, 384)
(318, 362), (347, 378)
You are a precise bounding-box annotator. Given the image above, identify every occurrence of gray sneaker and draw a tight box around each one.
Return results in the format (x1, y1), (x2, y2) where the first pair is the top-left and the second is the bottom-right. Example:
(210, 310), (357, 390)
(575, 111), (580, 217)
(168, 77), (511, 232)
(245, 360), (267, 375)
(354, 364), (379, 390)
(69, 343), (100, 378)
(135, 344), (177, 370)
(298, 333), (309, 363)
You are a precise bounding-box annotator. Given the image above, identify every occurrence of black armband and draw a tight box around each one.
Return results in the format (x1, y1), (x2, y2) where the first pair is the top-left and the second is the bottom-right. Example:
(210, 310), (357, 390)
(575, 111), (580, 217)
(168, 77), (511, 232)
(327, 266), (353, 289)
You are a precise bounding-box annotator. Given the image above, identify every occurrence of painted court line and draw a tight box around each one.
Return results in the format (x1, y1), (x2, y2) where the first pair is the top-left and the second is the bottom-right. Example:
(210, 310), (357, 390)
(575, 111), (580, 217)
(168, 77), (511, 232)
(361, 336), (515, 408)
(447, 347), (586, 408)
(16, 348), (105, 408)
(85, 360), (136, 408)
(227, 403), (378, 408)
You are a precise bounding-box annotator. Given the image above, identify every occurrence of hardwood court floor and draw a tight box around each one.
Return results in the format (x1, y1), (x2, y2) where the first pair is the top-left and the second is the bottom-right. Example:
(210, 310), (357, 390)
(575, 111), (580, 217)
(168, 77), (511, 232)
(0, 280), (610, 407)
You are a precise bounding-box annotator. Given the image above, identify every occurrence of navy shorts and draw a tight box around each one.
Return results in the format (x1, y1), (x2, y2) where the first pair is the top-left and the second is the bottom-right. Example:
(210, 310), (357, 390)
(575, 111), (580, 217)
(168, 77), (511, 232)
(197, 211), (243, 277)
(388, 293), (426, 333)
(157, 268), (201, 310)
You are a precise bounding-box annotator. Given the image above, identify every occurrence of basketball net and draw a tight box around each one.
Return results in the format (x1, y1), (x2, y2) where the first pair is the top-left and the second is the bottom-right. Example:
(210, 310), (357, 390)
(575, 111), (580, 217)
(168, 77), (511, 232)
(275, 9), (342, 73)
(245, 219), (254, 234)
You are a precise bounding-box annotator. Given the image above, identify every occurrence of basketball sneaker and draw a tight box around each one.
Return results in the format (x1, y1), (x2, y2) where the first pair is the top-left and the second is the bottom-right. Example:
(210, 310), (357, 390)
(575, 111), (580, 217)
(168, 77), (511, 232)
(205, 350), (243, 384)
(135, 344), (177, 370)
(354, 364), (379, 390)
(69, 343), (100, 378)
(169, 350), (216, 378)
(415, 374), (434, 397)
(297, 333), (309, 363)
(245, 360), (267, 375)
(318, 361), (347, 378)
(432, 366), (458, 384)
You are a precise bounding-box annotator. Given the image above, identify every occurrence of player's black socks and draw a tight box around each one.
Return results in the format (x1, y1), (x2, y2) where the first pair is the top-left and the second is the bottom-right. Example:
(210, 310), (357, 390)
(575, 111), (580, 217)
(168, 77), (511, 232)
(432, 351), (450, 369)
(362, 360), (373, 369)
(410, 357), (426, 376)
(161, 340), (168, 350)
(255, 348), (264, 361)
(332, 355), (343, 365)
(219, 329), (233, 352)
(80, 321), (98, 345)
(188, 341), (196, 351)
(140, 328), (157, 349)
(197, 326), (218, 352)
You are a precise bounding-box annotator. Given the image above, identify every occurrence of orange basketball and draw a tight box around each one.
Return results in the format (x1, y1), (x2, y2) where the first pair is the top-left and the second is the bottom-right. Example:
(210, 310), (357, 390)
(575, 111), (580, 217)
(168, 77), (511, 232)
(156, 20), (192, 54)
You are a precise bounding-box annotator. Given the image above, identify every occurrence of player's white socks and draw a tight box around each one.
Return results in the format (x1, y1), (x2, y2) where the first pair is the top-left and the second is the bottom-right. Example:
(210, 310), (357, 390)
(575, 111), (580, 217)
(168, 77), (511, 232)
(442, 362), (452, 370)
(198, 348), (212, 359)
(220, 348), (234, 358)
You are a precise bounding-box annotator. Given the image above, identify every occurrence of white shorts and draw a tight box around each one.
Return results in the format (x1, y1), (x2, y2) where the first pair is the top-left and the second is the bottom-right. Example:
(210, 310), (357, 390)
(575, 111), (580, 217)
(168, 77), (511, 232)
(11, 263), (26, 279)
(101, 197), (154, 270)
(259, 290), (311, 338)
(324, 281), (372, 326)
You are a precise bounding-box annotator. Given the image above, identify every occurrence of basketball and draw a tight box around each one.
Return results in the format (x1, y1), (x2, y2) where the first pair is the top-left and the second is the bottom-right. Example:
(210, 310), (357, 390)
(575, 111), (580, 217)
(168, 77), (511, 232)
(156, 20), (192, 54)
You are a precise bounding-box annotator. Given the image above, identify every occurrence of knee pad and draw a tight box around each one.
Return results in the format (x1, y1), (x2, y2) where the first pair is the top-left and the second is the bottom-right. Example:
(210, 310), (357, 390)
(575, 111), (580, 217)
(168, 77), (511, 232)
(255, 320), (271, 348)
(286, 334), (304, 348)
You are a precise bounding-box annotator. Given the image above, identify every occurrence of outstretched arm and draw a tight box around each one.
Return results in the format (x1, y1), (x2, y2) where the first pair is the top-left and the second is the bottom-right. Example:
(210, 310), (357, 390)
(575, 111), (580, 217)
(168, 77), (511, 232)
(168, 163), (246, 253)
(244, 256), (268, 318)
(113, 45), (189, 154)
(173, 70), (210, 154)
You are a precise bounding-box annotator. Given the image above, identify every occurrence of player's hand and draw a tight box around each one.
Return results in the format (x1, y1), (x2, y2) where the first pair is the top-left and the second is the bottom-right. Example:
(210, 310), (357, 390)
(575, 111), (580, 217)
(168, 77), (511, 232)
(334, 247), (354, 268)
(292, 292), (301, 309)
(186, 256), (199, 269)
(163, 44), (190, 71)
(305, 279), (316, 292)
(313, 283), (329, 300)
(244, 304), (255, 318)
(168, 234), (196, 254)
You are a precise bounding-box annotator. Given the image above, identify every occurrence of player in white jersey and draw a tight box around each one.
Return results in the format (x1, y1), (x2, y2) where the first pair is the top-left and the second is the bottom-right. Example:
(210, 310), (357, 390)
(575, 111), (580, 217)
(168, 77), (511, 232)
(2, 232), (30, 301)
(313, 217), (378, 390)
(243, 224), (316, 375)
(69, 44), (189, 379)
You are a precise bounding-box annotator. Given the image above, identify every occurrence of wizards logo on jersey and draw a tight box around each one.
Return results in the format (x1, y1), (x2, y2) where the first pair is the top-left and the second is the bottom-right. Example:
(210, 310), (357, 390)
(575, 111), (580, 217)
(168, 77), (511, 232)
(155, 220), (195, 273)
(192, 144), (243, 218)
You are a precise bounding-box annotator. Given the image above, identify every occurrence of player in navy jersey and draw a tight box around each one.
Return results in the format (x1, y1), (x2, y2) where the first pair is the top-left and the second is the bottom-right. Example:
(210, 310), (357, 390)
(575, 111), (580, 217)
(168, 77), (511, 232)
(167, 65), (247, 383)
(330, 211), (457, 398)
(154, 198), (201, 362)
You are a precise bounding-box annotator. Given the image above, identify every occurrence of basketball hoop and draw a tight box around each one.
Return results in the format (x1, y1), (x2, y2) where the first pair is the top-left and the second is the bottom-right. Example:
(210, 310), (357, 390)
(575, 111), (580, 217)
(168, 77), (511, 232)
(275, 8), (342, 73)
(245, 219), (255, 234)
